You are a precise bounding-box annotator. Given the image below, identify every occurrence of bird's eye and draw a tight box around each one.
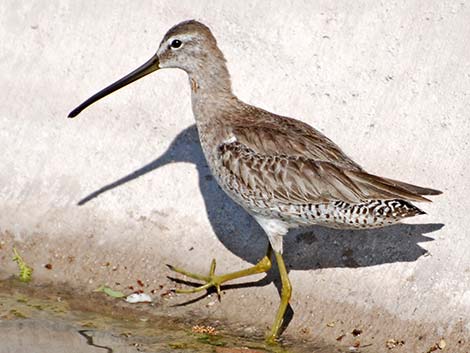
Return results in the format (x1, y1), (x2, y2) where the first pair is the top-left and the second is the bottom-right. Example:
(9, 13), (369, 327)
(170, 39), (182, 49)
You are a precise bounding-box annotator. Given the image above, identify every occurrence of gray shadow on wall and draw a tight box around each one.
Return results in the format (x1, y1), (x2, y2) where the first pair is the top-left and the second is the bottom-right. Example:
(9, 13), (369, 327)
(77, 124), (443, 271)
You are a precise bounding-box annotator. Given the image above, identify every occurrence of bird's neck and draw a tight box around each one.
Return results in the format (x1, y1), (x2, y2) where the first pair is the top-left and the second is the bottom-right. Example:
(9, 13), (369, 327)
(188, 61), (237, 126)
(188, 63), (233, 98)
(186, 61), (241, 161)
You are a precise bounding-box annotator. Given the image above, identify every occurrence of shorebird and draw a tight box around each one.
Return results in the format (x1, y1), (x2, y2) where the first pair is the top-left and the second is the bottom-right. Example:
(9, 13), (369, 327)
(68, 20), (441, 343)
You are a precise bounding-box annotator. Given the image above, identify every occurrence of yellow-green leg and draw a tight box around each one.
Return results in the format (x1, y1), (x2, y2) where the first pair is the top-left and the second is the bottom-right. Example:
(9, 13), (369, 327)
(266, 250), (292, 344)
(167, 246), (272, 298)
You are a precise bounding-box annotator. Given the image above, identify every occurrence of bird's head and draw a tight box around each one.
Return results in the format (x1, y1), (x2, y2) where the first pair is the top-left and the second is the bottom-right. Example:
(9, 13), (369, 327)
(157, 20), (225, 73)
(68, 20), (225, 118)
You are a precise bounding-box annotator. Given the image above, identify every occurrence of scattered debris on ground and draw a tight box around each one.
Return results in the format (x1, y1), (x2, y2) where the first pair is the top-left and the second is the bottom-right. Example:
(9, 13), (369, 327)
(192, 325), (218, 335)
(12, 247), (33, 282)
(125, 293), (152, 303)
(426, 338), (447, 352)
(385, 338), (405, 349)
(351, 328), (363, 336)
(437, 338), (446, 350)
(94, 285), (125, 298)
(215, 347), (265, 353)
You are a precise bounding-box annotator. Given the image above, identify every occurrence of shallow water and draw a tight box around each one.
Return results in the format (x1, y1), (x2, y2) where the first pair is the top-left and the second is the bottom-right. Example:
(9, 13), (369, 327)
(0, 278), (357, 353)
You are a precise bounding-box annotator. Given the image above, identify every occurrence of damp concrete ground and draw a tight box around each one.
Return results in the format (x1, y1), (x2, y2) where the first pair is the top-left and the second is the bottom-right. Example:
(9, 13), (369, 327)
(0, 278), (342, 353)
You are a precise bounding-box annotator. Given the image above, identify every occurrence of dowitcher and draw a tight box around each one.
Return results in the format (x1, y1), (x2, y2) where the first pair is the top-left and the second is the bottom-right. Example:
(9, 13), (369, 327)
(68, 20), (441, 342)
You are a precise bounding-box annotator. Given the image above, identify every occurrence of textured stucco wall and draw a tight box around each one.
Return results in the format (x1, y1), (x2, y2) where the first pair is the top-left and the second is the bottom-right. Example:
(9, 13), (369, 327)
(1, 1), (469, 351)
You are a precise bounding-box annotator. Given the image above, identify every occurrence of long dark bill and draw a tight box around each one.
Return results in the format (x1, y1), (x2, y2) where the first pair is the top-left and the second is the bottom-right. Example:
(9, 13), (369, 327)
(68, 55), (160, 118)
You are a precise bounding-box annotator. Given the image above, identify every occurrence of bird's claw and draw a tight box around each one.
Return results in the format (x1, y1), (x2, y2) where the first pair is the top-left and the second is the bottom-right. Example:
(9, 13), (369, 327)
(167, 258), (223, 299)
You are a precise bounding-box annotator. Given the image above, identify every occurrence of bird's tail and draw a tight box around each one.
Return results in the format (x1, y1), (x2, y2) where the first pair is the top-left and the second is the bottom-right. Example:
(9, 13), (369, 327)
(379, 176), (442, 196)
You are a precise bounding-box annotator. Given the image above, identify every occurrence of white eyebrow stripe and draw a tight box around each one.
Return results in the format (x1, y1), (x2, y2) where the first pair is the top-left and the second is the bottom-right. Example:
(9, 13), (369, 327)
(167, 33), (197, 44)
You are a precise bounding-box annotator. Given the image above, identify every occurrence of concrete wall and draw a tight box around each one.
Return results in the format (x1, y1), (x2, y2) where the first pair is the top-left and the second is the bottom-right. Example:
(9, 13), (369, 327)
(1, 1), (469, 351)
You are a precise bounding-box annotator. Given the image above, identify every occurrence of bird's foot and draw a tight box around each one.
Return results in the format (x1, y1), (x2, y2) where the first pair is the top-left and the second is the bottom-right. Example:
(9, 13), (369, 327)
(167, 252), (273, 300)
(167, 258), (223, 298)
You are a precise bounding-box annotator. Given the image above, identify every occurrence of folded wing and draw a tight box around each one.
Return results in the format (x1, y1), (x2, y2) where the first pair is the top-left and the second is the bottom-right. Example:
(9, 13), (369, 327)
(218, 140), (440, 205)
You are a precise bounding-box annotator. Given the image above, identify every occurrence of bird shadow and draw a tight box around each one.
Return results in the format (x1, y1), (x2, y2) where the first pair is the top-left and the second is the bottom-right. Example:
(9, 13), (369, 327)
(77, 124), (443, 331)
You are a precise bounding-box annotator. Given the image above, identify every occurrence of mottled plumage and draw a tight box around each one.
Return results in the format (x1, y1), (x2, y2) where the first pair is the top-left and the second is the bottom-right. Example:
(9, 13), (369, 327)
(68, 19), (441, 343)
(194, 97), (440, 253)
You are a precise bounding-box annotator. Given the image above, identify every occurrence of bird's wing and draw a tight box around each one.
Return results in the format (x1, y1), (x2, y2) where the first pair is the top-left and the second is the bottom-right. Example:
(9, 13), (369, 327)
(218, 141), (432, 205)
(230, 114), (364, 171)
(376, 176), (442, 196)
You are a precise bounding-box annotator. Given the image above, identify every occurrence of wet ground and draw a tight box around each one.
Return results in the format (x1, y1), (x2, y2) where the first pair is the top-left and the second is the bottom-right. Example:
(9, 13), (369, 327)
(0, 278), (351, 353)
